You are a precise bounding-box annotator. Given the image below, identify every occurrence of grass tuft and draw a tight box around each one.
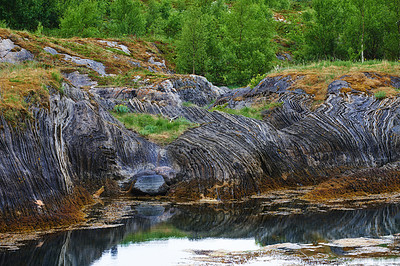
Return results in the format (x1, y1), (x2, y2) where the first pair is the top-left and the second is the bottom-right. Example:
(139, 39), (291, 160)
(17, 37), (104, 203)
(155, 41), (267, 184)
(112, 112), (197, 144)
(374, 91), (386, 99)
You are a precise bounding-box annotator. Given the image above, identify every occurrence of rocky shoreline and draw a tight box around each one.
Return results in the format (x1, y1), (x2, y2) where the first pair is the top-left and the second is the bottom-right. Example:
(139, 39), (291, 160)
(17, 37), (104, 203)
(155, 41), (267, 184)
(1, 30), (400, 231)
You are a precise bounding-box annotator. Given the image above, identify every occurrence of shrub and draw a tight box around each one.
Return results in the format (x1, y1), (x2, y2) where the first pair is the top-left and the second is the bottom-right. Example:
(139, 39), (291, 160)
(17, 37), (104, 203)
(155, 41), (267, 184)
(248, 74), (265, 88)
(60, 0), (104, 37)
(114, 104), (130, 114)
(109, 0), (146, 36)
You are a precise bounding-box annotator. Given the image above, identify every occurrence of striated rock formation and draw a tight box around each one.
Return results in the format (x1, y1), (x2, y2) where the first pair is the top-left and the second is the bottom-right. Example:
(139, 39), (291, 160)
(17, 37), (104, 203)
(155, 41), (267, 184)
(1, 27), (400, 230)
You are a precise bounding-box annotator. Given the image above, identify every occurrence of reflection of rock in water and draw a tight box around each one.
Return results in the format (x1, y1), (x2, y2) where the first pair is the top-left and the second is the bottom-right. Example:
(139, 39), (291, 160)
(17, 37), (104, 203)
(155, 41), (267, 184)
(2, 202), (400, 265)
(171, 202), (400, 245)
(0, 204), (175, 266)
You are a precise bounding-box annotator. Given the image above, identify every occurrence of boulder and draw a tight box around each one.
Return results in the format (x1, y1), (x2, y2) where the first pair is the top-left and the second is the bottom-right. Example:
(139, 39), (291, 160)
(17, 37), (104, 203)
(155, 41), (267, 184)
(327, 80), (351, 94)
(0, 38), (34, 63)
(130, 174), (169, 195)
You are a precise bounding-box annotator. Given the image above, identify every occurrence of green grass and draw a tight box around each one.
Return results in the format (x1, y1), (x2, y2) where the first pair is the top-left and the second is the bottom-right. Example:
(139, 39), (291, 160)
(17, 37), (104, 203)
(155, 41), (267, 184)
(375, 91), (387, 99)
(182, 101), (197, 107)
(210, 102), (283, 120)
(121, 224), (188, 245)
(105, 47), (130, 56)
(112, 112), (197, 144)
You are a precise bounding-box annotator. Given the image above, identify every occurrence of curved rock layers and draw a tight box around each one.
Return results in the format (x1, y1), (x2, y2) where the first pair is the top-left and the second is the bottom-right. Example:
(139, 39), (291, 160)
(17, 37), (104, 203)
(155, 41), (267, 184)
(1, 65), (400, 229)
(0, 82), (170, 230)
(167, 93), (400, 199)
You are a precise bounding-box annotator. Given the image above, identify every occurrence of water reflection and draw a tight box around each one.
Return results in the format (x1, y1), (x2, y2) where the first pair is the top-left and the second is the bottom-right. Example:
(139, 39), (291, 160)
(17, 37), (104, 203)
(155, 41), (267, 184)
(1, 200), (400, 266)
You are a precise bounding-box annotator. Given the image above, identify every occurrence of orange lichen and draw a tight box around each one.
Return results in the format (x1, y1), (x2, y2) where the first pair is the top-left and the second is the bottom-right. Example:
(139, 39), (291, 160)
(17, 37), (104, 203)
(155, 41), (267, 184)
(0, 187), (93, 233)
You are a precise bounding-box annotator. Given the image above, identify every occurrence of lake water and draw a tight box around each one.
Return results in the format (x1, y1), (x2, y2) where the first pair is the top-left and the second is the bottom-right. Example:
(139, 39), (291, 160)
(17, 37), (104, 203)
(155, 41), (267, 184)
(2, 196), (400, 265)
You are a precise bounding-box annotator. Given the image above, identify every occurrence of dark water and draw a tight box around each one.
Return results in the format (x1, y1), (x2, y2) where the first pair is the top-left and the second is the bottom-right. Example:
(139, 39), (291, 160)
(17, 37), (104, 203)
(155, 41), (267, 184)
(2, 199), (400, 265)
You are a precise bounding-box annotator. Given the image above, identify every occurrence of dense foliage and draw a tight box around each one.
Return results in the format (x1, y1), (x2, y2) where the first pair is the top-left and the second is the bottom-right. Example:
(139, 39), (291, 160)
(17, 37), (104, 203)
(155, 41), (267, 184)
(0, 0), (399, 85)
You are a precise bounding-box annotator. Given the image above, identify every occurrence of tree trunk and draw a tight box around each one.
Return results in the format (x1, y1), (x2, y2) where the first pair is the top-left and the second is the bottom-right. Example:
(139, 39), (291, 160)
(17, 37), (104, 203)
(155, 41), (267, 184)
(361, 4), (365, 63)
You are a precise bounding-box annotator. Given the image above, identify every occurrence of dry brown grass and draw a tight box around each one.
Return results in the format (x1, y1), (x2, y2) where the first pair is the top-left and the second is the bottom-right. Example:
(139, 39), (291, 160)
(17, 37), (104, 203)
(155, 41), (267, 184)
(268, 61), (400, 101)
(303, 169), (400, 201)
(0, 62), (61, 124)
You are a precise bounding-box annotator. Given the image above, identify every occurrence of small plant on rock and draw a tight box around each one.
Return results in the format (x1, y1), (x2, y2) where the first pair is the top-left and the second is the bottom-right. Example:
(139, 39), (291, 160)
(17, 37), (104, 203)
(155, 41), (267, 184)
(248, 74), (265, 88)
(114, 104), (129, 113)
(374, 91), (386, 100)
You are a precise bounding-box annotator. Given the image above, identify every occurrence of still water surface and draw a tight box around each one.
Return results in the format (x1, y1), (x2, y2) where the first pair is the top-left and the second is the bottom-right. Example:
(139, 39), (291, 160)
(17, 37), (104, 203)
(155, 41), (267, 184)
(2, 198), (400, 265)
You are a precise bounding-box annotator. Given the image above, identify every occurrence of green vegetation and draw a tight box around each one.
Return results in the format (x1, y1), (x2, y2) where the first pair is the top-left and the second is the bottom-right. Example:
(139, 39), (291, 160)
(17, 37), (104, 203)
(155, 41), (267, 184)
(267, 60), (400, 101)
(0, 0), (399, 87)
(211, 102), (283, 120)
(0, 61), (63, 125)
(304, 0), (400, 61)
(121, 224), (188, 244)
(374, 91), (387, 99)
(112, 112), (197, 144)
(248, 74), (266, 88)
(113, 104), (129, 114)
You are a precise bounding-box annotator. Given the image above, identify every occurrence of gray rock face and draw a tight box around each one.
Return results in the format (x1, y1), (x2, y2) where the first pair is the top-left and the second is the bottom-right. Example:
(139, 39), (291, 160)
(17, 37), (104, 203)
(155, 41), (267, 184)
(2, 68), (400, 227)
(0, 38), (34, 63)
(253, 75), (296, 94)
(98, 40), (131, 55)
(154, 166), (176, 185)
(148, 56), (166, 68)
(173, 75), (229, 107)
(64, 71), (98, 88)
(89, 75), (228, 108)
(64, 54), (107, 76)
(327, 80), (351, 94)
(43, 47), (59, 55)
(391, 76), (400, 89)
(0, 79), (171, 228)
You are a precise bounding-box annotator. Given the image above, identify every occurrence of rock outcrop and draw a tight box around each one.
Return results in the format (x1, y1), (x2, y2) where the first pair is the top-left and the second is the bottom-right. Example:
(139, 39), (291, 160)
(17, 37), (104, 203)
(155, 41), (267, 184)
(0, 38), (34, 63)
(1, 28), (400, 230)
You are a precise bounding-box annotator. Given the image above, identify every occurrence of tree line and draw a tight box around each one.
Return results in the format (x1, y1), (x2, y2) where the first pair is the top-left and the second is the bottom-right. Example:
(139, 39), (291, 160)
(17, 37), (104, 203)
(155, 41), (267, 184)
(0, 0), (399, 85)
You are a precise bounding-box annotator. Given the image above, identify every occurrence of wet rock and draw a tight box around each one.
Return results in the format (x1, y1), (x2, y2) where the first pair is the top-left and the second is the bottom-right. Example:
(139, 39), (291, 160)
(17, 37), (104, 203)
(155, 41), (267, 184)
(135, 204), (165, 217)
(0, 38), (34, 63)
(131, 174), (169, 195)
(154, 166), (176, 185)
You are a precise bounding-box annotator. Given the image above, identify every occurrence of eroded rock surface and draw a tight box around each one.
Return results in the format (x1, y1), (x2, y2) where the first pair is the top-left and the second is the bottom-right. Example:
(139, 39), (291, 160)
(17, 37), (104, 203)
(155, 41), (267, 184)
(1, 68), (400, 230)
(0, 38), (33, 63)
